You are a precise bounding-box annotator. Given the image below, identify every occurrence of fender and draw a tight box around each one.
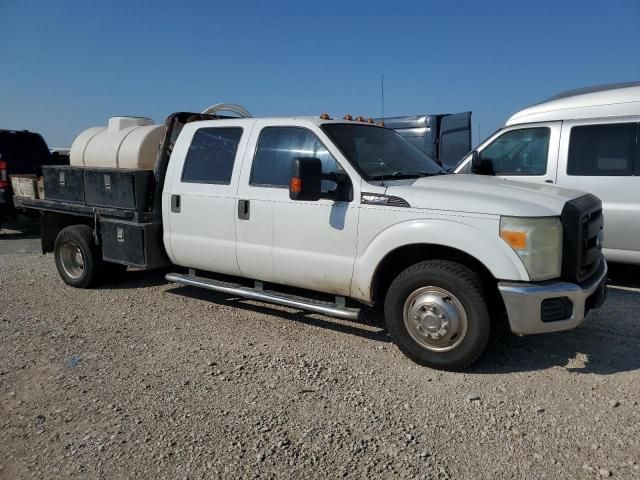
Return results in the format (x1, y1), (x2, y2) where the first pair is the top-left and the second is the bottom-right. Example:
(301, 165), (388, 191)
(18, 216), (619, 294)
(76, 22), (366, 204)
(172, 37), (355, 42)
(350, 218), (529, 302)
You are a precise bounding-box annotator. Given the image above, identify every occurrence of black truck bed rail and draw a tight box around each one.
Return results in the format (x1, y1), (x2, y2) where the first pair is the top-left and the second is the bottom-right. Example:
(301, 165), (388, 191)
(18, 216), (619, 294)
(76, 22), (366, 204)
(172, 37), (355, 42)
(14, 196), (141, 220)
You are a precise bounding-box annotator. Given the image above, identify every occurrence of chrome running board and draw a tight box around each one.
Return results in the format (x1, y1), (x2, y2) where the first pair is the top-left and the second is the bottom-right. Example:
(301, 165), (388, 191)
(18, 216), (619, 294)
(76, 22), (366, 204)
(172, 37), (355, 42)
(165, 272), (361, 320)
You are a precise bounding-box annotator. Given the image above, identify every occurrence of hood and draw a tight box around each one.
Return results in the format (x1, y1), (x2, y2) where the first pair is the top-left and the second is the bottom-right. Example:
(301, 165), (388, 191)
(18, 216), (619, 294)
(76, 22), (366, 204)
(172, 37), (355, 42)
(384, 174), (587, 217)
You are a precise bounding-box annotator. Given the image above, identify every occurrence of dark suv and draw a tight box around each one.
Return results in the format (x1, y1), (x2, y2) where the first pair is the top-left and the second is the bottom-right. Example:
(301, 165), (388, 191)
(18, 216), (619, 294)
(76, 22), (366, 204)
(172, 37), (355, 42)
(0, 130), (67, 219)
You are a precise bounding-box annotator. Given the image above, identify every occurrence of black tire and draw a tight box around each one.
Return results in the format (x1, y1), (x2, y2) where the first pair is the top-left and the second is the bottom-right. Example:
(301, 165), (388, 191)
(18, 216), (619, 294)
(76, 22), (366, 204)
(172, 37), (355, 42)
(384, 260), (490, 371)
(54, 225), (102, 288)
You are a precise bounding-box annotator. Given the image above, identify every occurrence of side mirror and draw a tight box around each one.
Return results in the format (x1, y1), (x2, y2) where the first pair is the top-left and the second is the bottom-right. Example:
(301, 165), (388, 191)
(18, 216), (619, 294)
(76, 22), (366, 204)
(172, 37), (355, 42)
(289, 157), (323, 201)
(470, 150), (494, 175)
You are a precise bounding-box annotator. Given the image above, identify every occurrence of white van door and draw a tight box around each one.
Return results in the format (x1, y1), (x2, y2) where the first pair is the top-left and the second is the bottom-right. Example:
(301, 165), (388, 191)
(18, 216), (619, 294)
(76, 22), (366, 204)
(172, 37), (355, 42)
(457, 122), (561, 185)
(556, 119), (640, 260)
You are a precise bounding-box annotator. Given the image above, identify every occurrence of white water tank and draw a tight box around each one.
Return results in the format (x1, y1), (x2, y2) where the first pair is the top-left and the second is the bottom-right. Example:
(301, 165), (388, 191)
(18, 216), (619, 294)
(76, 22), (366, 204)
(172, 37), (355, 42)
(70, 117), (165, 170)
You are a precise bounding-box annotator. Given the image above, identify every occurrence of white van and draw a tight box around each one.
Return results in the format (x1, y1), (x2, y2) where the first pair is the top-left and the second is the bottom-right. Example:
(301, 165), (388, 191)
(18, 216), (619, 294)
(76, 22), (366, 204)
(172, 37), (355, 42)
(455, 82), (640, 264)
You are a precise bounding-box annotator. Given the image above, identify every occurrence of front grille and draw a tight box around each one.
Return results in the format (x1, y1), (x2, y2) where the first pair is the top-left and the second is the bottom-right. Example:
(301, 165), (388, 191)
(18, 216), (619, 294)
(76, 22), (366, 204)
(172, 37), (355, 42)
(561, 194), (604, 283)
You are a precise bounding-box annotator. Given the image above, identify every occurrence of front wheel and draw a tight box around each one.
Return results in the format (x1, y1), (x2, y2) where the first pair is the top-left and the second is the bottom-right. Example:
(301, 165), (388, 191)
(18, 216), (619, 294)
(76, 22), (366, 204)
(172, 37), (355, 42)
(384, 260), (491, 370)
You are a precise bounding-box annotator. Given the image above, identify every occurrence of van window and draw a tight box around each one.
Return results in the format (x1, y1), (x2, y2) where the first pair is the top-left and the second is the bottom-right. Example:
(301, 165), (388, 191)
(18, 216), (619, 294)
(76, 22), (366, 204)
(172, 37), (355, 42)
(181, 127), (243, 184)
(480, 127), (550, 175)
(567, 123), (637, 176)
(251, 127), (338, 191)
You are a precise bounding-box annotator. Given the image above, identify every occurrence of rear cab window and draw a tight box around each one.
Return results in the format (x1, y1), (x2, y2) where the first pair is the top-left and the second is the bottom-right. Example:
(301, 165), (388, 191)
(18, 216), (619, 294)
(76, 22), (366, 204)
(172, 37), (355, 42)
(181, 127), (243, 184)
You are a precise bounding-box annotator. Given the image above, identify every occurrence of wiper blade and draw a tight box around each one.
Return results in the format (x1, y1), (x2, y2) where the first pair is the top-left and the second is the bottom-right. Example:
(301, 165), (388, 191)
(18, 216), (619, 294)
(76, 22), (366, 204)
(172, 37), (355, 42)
(370, 170), (436, 180)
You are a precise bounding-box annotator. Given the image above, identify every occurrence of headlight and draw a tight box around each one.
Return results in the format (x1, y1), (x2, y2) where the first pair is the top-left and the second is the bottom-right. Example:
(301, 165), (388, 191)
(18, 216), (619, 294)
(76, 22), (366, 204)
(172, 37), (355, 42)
(500, 216), (562, 281)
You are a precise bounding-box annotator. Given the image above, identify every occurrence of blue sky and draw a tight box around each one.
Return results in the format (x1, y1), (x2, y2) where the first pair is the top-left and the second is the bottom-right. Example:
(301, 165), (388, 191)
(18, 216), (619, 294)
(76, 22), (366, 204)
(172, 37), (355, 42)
(1, 0), (639, 147)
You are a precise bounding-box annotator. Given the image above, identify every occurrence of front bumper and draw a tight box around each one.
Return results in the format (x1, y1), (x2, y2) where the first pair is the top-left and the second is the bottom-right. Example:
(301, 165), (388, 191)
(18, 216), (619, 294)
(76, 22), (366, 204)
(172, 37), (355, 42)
(498, 260), (607, 335)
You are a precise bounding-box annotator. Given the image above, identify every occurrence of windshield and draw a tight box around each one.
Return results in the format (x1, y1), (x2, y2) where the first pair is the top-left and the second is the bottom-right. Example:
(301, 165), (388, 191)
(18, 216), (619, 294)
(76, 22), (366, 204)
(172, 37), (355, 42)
(321, 124), (445, 180)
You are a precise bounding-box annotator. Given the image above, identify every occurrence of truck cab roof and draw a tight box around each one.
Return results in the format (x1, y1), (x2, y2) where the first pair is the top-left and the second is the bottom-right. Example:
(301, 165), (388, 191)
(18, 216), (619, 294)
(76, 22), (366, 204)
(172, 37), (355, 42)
(190, 116), (387, 128)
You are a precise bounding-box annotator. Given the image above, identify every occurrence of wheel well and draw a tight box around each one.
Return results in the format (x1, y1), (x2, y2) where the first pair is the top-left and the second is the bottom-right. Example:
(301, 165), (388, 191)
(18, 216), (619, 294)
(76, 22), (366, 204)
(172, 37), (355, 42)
(371, 244), (507, 322)
(42, 212), (94, 253)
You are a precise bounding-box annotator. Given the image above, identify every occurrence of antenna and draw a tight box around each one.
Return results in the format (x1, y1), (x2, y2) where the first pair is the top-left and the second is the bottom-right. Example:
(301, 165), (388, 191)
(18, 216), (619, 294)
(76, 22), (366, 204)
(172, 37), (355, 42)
(381, 74), (385, 118)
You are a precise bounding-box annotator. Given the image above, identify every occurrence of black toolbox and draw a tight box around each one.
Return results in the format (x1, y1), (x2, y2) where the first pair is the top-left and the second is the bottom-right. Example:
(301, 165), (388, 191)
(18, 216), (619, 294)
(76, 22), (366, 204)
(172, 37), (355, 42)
(84, 168), (153, 213)
(100, 219), (168, 268)
(42, 166), (86, 203)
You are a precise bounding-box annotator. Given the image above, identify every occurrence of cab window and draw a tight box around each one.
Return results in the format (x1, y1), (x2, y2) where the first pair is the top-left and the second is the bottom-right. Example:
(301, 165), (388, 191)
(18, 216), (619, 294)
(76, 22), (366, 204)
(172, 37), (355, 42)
(479, 127), (550, 175)
(181, 127), (243, 184)
(251, 127), (339, 191)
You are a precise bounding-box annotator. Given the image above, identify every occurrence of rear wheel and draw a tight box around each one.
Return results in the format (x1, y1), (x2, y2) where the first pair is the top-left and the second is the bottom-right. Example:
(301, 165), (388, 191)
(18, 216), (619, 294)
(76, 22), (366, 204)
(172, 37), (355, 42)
(384, 260), (490, 370)
(54, 225), (102, 288)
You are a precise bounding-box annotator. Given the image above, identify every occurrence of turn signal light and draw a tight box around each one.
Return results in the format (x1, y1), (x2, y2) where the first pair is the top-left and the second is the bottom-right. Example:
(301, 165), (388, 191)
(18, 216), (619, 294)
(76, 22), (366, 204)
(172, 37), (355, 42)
(500, 230), (527, 250)
(320, 113), (331, 120)
(0, 160), (7, 189)
(290, 177), (302, 193)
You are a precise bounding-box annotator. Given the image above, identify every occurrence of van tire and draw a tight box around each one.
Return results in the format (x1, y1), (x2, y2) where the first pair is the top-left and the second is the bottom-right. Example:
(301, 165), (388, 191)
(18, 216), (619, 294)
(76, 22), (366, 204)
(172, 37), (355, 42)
(384, 260), (490, 370)
(54, 225), (102, 288)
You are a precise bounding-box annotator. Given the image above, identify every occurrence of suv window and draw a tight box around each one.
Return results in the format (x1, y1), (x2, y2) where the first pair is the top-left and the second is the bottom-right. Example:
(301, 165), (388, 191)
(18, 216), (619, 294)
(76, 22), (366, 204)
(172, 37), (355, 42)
(181, 127), (243, 184)
(0, 131), (50, 167)
(251, 127), (338, 190)
(480, 127), (550, 175)
(567, 123), (637, 176)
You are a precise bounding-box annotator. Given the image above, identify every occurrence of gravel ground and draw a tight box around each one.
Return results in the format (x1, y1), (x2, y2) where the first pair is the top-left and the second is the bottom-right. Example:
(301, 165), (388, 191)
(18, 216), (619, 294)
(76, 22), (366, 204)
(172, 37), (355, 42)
(1, 220), (639, 479)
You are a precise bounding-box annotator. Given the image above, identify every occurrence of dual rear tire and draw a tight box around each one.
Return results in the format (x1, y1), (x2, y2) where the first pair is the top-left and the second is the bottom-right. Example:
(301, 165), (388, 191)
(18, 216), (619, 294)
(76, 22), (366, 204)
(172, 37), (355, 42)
(54, 225), (125, 288)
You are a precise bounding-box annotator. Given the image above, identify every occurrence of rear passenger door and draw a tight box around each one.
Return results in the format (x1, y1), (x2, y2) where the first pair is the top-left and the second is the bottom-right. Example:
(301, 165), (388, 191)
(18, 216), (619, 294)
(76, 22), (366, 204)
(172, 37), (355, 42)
(556, 120), (640, 255)
(164, 121), (253, 275)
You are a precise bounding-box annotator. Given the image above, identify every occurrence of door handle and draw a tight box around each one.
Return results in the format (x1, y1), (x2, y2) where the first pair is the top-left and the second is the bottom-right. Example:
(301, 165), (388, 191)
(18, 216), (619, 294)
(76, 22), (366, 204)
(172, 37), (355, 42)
(238, 199), (250, 220)
(545, 180), (554, 184)
(171, 194), (181, 213)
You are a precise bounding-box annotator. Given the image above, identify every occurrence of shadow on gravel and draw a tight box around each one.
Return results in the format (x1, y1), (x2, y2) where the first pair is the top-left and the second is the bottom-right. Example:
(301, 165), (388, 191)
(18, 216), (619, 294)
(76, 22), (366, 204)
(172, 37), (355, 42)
(167, 285), (390, 343)
(472, 287), (640, 376)
(0, 215), (40, 239)
(98, 267), (174, 289)
(99, 259), (640, 374)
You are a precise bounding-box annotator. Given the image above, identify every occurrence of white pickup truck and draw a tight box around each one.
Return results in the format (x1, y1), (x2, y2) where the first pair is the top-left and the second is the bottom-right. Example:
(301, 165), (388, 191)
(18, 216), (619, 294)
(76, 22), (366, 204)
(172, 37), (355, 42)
(15, 108), (608, 370)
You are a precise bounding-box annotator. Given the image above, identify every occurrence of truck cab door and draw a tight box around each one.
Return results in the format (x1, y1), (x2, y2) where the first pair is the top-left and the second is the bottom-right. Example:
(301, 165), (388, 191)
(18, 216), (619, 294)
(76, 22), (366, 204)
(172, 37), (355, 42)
(162, 120), (254, 275)
(235, 120), (360, 296)
(438, 112), (472, 169)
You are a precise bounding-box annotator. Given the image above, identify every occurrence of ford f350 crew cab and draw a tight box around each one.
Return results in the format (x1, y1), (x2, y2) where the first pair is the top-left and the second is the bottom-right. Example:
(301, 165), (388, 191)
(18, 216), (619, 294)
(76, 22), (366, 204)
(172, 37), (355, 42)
(14, 106), (608, 370)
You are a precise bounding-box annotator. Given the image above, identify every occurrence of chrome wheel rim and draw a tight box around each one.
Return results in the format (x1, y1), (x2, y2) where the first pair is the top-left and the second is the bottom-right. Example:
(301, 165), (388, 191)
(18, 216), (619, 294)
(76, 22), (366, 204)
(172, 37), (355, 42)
(403, 286), (468, 352)
(59, 242), (85, 279)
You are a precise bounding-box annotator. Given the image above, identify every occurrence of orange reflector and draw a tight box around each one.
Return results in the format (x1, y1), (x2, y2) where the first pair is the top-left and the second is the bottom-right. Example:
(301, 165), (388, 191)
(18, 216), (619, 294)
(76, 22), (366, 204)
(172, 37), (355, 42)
(378, 121), (385, 126)
(290, 177), (302, 193)
(500, 230), (527, 250)
(355, 116), (365, 122)
(367, 118), (374, 123)
(320, 113), (331, 120)
(343, 114), (353, 121)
